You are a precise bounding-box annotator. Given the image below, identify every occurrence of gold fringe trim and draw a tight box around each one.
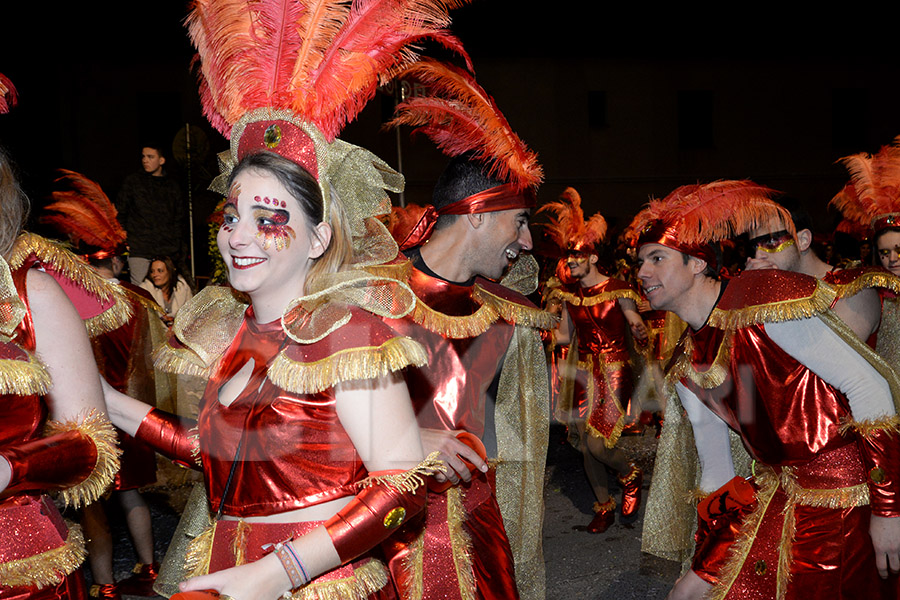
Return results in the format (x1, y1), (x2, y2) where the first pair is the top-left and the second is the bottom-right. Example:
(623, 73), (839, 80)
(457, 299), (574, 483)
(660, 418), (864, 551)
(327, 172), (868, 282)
(447, 486), (477, 600)
(708, 281), (837, 330)
(831, 270), (900, 298)
(709, 468), (779, 600)
(361, 258), (413, 283)
(618, 463), (640, 484)
(9, 233), (133, 337)
(546, 287), (642, 307)
(668, 331), (732, 390)
(688, 489), (710, 504)
(409, 296), (501, 339)
(268, 336), (428, 395)
(231, 520), (251, 567)
(0, 351), (52, 396)
(474, 286), (559, 330)
(581, 357), (627, 448)
(356, 452), (444, 493)
(153, 342), (212, 379)
(777, 498), (795, 600)
(45, 410), (121, 508)
(399, 529), (425, 600)
(839, 415), (900, 439)
(0, 521), (86, 588)
(293, 559), (389, 600)
(593, 497), (616, 513)
(184, 522), (216, 579)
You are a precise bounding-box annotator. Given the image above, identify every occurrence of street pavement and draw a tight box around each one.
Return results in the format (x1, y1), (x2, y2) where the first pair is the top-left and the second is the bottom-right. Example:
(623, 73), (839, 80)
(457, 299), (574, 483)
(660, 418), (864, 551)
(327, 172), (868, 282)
(84, 423), (680, 599)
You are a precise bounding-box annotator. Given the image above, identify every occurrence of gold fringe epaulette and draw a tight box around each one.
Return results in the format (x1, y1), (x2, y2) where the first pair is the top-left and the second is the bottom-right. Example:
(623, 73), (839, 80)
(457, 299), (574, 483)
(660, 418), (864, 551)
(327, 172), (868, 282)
(475, 286), (559, 330)
(708, 281), (837, 331)
(839, 414), (900, 439)
(357, 452), (444, 492)
(153, 343), (212, 379)
(546, 286), (641, 307)
(361, 256), (413, 282)
(122, 286), (166, 315)
(268, 336), (428, 395)
(831, 269), (900, 298)
(0, 349), (52, 396)
(46, 410), (121, 508)
(0, 521), (86, 588)
(8, 233), (132, 337)
(666, 331), (732, 389)
(448, 486), (477, 600)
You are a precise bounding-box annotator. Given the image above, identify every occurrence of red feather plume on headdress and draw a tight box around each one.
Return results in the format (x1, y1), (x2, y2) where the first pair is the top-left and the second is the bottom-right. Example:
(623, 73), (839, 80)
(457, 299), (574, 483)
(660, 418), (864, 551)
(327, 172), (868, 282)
(384, 59), (543, 190)
(627, 180), (790, 247)
(0, 73), (17, 114)
(40, 170), (127, 252)
(537, 187), (607, 252)
(186, 0), (472, 142)
(830, 136), (900, 230)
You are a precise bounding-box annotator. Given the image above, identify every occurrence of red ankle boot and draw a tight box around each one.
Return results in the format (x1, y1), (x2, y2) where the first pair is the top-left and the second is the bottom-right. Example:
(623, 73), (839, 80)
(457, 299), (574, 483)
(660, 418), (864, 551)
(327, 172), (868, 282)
(587, 498), (616, 533)
(117, 562), (159, 597)
(89, 584), (122, 600)
(618, 463), (643, 521)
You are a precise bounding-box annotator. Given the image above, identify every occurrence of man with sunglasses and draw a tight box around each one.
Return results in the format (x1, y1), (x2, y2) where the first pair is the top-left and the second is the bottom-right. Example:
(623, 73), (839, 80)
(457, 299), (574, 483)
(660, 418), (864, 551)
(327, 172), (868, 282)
(745, 197), (886, 344)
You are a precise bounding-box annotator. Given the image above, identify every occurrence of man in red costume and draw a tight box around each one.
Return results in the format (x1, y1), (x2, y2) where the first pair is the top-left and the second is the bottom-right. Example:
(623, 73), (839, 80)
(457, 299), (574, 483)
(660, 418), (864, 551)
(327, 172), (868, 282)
(541, 188), (648, 533)
(633, 181), (900, 599)
(745, 196), (893, 344)
(383, 154), (553, 600)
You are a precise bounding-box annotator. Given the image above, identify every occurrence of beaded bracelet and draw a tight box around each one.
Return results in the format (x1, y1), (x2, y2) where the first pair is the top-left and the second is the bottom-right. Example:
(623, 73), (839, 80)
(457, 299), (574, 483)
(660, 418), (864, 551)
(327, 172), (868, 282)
(263, 538), (309, 590)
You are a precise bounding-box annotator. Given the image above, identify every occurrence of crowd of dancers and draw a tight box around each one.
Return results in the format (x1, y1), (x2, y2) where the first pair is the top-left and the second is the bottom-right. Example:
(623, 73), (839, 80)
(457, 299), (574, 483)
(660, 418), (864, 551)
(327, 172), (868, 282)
(2, 2), (900, 600)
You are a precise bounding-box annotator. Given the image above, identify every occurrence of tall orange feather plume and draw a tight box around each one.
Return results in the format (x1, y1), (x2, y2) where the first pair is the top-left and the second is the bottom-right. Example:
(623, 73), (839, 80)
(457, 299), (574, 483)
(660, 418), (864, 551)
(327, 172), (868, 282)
(627, 180), (790, 246)
(186, 0), (472, 142)
(830, 136), (900, 229)
(40, 170), (127, 251)
(537, 187), (607, 252)
(0, 73), (17, 114)
(384, 58), (543, 190)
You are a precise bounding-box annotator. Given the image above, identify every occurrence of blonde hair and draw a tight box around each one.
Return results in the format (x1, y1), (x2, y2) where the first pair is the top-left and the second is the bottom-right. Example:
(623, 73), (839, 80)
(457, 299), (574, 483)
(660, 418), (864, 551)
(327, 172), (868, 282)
(0, 147), (28, 258)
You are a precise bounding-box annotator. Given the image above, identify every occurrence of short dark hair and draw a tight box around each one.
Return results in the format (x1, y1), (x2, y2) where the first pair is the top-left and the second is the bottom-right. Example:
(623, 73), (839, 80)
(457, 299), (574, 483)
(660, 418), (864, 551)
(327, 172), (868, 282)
(431, 154), (503, 230)
(772, 195), (813, 233)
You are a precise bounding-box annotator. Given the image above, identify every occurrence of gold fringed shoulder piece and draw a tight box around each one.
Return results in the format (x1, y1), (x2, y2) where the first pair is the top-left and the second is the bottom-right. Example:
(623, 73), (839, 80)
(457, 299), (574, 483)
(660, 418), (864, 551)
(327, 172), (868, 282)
(839, 415), (900, 439)
(0, 349), (52, 396)
(409, 297), (501, 339)
(153, 343), (212, 379)
(668, 331), (733, 390)
(547, 287), (641, 307)
(0, 521), (86, 588)
(829, 267), (900, 298)
(357, 452), (444, 493)
(269, 336), (428, 395)
(0, 255), (26, 338)
(45, 410), (121, 508)
(474, 285), (558, 330)
(8, 233), (133, 337)
(708, 280), (837, 330)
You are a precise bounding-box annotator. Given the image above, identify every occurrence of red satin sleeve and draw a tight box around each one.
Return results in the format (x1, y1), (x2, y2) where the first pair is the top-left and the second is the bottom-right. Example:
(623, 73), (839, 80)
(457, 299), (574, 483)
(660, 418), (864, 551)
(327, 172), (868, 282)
(135, 408), (201, 469)
(857, 428), (900, 517)
(324, 470), (428, 564)
(0, 429), (97, 498)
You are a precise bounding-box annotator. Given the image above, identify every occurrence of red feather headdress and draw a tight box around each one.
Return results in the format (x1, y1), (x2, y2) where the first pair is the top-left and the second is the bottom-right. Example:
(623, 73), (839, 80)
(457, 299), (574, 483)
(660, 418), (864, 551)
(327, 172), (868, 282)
(537, 187), (607, 253)
(0, 73), (17, 114)
(40, 170), (127, 257)
(385, 59), (542, 191)
(830, 136), (900, 232)
(627, 180), (789, 262)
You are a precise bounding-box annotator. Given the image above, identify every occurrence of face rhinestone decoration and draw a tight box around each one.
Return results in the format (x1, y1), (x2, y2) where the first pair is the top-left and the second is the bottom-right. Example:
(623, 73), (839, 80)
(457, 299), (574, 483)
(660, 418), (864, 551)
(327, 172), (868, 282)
(254, 206), (296, 252)
(264, 124), (283, 149)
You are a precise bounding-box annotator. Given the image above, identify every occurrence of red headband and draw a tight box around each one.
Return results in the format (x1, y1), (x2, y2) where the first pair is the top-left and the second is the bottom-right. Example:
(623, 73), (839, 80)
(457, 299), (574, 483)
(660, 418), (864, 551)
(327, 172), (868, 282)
(393, 183), (535, 250)
(237, 119), (319, 179)
(636, 219), (717, 266)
